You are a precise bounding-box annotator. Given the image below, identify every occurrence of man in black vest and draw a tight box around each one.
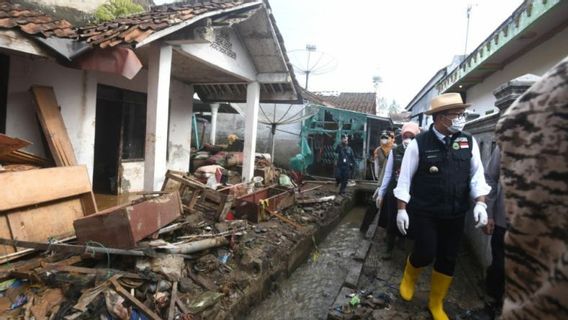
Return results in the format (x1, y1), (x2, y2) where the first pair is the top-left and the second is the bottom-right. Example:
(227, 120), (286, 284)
(393, 93), (491, 320)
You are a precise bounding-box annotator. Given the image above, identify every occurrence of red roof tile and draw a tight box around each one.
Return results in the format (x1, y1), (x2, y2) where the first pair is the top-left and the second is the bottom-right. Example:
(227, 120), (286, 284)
(76, 1), (245, 48)
(0, 2), (75, 38)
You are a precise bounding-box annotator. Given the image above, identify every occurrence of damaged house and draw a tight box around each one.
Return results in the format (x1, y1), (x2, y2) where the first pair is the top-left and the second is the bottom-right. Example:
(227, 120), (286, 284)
(0, 0), (301, 196)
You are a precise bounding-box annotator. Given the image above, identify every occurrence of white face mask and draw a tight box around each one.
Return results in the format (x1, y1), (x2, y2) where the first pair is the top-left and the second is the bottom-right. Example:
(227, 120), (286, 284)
(403, 138), (412, 148)
(380, 138), (388, 145)
(447, 117), (466, 133)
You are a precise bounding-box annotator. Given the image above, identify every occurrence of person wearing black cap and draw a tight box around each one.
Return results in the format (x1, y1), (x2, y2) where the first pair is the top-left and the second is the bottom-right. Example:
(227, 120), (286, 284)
(335, 134), (356, 195)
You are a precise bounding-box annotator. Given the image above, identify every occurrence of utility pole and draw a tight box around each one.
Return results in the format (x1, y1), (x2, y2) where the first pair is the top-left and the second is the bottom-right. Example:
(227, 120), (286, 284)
(305, 44), (316, 90)
(464, 3), (473, 55)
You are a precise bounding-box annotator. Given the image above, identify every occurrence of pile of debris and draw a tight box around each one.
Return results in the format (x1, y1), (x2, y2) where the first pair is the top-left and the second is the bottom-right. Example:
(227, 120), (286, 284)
(0, 163), (343, 319)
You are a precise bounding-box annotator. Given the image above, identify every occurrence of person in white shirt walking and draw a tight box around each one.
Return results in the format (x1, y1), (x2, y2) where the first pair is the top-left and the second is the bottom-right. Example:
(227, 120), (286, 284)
(374, 122), (420, 259)
(393, 93), (491, 320)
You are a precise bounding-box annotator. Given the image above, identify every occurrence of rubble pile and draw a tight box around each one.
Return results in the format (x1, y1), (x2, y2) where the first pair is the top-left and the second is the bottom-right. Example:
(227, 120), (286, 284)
(0, 132), (348, 319)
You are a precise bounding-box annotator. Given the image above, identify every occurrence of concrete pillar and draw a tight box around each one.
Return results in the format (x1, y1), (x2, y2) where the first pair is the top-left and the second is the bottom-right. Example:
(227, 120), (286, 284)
(144, 45), (172, 191)
(167, 83), (193, 173)
(242, 82), (260, 182)
(209, 103), (220, 145)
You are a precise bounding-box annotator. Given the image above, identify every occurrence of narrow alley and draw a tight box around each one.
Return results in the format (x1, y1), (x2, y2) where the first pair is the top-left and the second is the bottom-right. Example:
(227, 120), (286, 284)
(0, 0), (566, 319)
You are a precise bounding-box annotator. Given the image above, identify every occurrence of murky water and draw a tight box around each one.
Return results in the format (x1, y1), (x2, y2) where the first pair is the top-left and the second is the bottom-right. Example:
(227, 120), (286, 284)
(246, 207), (366, 320)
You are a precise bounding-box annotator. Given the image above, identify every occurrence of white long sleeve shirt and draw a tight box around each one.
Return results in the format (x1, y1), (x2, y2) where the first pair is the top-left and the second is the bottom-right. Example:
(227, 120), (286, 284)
(393, 126), (491, 204)
(376, 150), (394, 199)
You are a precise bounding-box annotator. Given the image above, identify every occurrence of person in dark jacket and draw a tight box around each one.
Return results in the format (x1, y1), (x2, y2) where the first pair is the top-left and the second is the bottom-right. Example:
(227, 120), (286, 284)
(394, 93), (490, 320)
(335, 134), (356, 195)
(374, 122), (420, 259)
(482, 145), (507, 316)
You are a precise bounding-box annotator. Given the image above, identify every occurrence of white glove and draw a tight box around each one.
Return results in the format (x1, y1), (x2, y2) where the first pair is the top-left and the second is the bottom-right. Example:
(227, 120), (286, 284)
(473, 202), (488, 228)
(375, 196), (382, 209)
(396, 209), (409, 235)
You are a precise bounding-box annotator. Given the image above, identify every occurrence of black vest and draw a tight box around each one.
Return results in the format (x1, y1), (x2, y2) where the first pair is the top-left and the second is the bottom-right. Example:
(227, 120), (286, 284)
(407, 126), (473, 218)
(388, 144), (406, 191)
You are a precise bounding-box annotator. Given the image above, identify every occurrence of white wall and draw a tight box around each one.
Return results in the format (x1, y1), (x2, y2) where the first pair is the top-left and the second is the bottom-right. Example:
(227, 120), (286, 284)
(208, 103), (303, 169)
(7, 56), (97, 179)
(466, 26), (568, 115)
(6, 53), (194, 193)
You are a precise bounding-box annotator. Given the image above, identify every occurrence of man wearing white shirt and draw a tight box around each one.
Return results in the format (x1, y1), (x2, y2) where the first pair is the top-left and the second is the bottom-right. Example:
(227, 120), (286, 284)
(374, 122), (420, 260)
(394, 93), (491, 320)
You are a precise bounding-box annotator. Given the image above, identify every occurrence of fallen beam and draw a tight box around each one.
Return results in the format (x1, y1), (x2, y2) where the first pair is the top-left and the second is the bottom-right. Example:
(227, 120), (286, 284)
(266, 209), (303, 229)
(0, 238), (146, 257)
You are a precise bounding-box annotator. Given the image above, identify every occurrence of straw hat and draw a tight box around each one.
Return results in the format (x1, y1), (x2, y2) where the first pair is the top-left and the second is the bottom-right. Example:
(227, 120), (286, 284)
(425, 93), (471, 115)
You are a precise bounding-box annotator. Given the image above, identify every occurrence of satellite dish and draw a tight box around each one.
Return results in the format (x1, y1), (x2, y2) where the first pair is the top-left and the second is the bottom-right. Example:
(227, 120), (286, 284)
(258, 103), (318, 161)
(288, 44), (337, 90)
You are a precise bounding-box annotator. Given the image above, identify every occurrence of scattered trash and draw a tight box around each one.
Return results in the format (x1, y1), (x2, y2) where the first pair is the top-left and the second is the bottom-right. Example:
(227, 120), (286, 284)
(187, 291), (224, 314)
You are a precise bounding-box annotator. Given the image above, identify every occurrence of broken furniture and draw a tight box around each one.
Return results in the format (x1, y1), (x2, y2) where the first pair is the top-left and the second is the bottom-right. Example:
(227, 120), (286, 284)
(0, 134), (52, 167)
(161, 170), (246, 221)
(233, 186), (295, 223)
(0, 166), (97, 262)
(73, 192), (182, 249)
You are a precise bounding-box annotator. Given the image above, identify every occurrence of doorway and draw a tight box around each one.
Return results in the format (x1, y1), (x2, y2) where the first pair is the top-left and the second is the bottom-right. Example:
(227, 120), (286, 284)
(93, 85), (146, 194)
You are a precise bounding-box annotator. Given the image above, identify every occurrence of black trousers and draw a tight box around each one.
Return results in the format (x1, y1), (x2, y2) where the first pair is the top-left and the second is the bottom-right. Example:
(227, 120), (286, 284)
(486, 225), (506, 305)
(409, 214), (466, 276)
(335, 166), (350, 194)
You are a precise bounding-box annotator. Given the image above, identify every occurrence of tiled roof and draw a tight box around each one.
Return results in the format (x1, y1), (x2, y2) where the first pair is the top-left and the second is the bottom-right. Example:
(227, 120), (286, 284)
(0, 1), (75, 38)
(305, 90), (377, 115)
(76, 1), (246, 48)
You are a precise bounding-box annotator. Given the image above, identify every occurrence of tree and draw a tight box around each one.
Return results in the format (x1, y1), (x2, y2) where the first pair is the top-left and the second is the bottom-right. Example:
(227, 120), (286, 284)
(388, 99), (401, 115)
(95, 0), (144, 22)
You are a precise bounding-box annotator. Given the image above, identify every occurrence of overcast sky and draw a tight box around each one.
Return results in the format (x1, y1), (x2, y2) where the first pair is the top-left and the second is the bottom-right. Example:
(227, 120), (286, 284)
(156, 0), (523, 107)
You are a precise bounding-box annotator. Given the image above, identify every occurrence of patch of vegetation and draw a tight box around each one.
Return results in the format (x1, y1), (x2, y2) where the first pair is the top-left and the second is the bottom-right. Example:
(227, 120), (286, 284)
(95, 0), (145, 22)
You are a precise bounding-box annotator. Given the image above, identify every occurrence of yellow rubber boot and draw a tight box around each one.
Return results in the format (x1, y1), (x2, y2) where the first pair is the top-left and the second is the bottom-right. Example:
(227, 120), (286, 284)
(428, 270), (453, 320)
(399, 257), (422, 301)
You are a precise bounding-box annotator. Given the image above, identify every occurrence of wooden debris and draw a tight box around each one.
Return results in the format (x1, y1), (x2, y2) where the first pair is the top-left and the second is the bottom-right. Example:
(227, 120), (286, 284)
(0, 238), (146, 257)
(109, 276), (161, 320)
(0, 149), (53, 167)
(0, 165), (97, 261)
(74, 192), (182, 249)
(41, 265), (144, 280)
(168, 281), (178, 320)
(175, 297), (190, 315)
(30, 86), (77, 166)
(0, 133), (30, 156)
(266, 209), (303, 229)
(188, 270), (218, 291)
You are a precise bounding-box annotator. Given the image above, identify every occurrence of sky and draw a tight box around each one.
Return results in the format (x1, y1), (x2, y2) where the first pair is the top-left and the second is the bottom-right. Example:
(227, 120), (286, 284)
(155, 0), (524, 107)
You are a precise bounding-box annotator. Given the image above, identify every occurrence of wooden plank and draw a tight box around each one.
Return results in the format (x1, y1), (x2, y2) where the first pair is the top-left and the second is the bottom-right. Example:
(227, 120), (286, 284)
(168, 281), (178, 320)
(266, 209), (302, 229)
(0, 166), (92, 211)
(30, 86), (77, 166)
(0, 236), (75, 265)
(6, 198), (83, 246)
(0, 134), (31, 157)
(0, 150), (52, 167)
(43, 265), (143, 280)
(110, 277), (161, 320)
(175, 298), (190, 315)
(79, 192), (98, 215)
(0, 238), (146, 257)
(0, 216), (14, 255)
